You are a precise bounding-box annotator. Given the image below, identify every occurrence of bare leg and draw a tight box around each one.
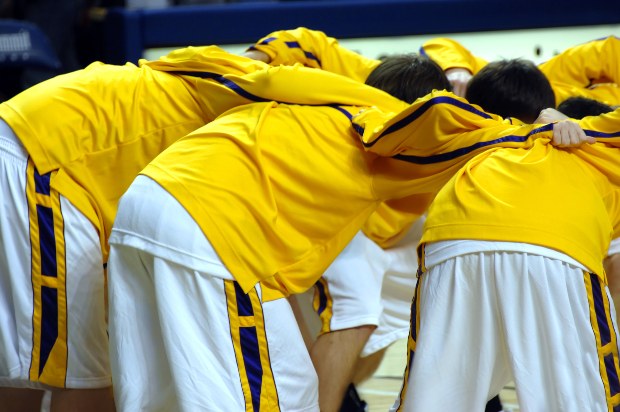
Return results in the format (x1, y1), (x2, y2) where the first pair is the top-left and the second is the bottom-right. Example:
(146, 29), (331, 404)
(0, 387), (45, 412)
(604, 253), (620, 325)
(352, 348), (387, 385)
(288, 295), (316, 351)
(50, 387), (116, 412)
(311, 325), (375, 412)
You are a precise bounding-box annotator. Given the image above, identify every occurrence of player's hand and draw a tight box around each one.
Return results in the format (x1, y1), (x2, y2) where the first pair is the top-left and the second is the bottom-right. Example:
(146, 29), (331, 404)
(550, 120), (595, 147)
(535, 108), (568, 123)
(242, 50), (271, 63)
(445, 68), (472, 97)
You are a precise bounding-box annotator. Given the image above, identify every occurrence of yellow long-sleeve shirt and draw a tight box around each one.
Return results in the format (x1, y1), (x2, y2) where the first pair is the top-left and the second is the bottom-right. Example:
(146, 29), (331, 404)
(421, 109), (620, 279)
(421, 36), (620, 106)
(0, 47), (273, 260)
(0, 46), (403, 261)
(142, 90), (594, 301)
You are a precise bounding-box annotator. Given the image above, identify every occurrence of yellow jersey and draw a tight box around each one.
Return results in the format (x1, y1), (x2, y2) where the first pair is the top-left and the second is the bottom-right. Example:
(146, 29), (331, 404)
(0, 46), (402, 261)
(421, 108), (620, 280)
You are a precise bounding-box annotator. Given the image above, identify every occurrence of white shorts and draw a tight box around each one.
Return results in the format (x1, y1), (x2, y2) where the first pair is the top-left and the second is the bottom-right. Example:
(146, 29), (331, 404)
(362, 216), (423, 357)
(0, 122), (110, 389)
(108, 175), (319, 411)
(313, 231), (388, 334)
(394, 240), (620, 412)
(312, 217), (423, 358)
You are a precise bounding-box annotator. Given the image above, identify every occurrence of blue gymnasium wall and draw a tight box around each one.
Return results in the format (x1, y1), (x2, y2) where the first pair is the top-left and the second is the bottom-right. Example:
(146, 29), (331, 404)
(102, 0), (620, 65)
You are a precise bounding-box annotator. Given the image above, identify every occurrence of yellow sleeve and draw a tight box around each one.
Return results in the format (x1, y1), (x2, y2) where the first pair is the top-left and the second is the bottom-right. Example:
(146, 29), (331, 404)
(586, 83), (620, 105)
(220, 64), (407, 113)
(540, 36), (620, 105)
(353, 90), (558, 199)
(420, 37), (488, 74)
(147, 45), (407, 114)
(540, 36), (620, 89)
(579, 107), (620, 144)
(249, 27), (380, 82)
(140, 45), (271, 75)
(354, 90), (547, 158)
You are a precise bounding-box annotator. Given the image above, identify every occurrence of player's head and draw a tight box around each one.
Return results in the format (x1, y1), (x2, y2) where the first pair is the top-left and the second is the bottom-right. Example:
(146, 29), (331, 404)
(557, 96), (614, 119)
(465, 58), (555, 123)
(365, 53), (451, 103)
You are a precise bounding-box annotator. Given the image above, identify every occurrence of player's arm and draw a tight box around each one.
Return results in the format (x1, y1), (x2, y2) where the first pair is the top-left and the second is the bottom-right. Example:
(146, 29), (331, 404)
(535, 108), (596, 146)
(141, 45), (271, 76)
(354, 90), (598, 163)
(354, 91), (540, 157)
(539, 36), (620, 88)
(246, 27), (379, 82)
(242, 49), (271, 63)
(420, 37), (488, 96)
(536, 108), (569, 123)
(578, 107), (620, 146)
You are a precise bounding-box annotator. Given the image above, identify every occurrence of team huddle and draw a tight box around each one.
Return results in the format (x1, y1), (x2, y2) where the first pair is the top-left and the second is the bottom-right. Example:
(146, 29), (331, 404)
(1, 27), (620, 412)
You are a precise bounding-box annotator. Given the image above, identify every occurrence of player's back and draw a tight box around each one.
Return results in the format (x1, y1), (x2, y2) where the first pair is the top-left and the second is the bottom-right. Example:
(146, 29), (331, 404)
(422, 139), (620, 276)
(143, 101), (381, 300)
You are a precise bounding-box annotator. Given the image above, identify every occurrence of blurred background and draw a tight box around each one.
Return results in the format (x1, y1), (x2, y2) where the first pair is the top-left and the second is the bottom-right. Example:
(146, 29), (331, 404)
(0, 0), (618, 101)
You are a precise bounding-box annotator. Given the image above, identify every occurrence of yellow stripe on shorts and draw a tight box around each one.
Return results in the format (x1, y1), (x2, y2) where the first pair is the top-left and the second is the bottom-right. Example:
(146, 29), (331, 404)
(26, 160), (68, 387)
(312, 277), (334, 334)
(225, 280), (280, 411)
(395, 267), (423, 412)
(584, 271), (620, 411)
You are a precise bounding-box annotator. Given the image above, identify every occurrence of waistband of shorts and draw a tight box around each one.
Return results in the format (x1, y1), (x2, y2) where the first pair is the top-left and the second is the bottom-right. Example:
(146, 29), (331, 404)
(424, 240), (587, 271)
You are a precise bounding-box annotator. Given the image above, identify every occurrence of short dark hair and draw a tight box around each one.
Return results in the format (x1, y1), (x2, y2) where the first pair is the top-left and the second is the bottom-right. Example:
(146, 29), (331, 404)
(465, 59), (556, 123)
(557, 96), (614, 119)
(365, 54), (451, 104)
